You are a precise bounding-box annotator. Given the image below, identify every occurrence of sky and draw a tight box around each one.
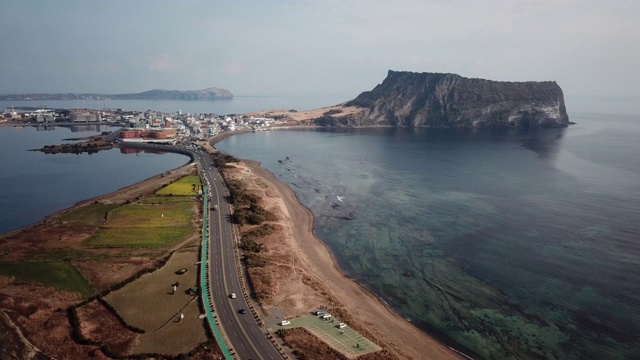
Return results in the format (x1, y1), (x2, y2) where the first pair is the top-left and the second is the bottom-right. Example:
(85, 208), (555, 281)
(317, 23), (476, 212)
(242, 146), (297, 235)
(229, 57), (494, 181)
(1, 0), (638, 98)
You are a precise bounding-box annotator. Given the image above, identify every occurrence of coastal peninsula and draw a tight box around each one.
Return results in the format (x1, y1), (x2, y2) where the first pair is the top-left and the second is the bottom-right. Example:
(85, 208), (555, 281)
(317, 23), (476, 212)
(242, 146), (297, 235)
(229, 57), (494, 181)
(0, 131), (462, 359)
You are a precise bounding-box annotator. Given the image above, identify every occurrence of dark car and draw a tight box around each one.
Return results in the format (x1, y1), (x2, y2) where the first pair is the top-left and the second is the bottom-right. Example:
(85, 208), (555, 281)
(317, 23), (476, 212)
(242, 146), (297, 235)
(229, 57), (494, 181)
(238, 308), (247, 314)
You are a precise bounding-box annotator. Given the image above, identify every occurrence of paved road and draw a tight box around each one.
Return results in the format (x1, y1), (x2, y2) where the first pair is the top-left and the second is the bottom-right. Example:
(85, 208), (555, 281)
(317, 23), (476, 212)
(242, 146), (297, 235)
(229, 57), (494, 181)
(198, 151), (283, 360)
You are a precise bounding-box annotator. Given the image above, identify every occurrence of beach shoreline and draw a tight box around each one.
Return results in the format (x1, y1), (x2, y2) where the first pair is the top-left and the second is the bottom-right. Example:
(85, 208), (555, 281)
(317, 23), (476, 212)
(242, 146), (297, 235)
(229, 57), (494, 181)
(209, 129), (463, 358)
(236, 157), (461, 359)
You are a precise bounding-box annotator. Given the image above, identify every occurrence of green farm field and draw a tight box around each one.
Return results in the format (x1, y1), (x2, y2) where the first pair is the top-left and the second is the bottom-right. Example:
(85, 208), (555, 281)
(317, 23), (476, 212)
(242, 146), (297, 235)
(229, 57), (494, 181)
(84, 200), (195, 248)
(0, 261), (94, 297)
(106, 203), (192, 228)
(156, 176), (202, 196)
(56, 203), (121, 227)
(86, 226), (192, 248)
(138, 196), (193, 205)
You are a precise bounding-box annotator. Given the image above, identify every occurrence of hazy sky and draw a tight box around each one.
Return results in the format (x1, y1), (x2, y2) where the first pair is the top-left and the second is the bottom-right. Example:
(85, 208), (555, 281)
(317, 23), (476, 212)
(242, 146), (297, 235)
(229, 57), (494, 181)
(1, 0), (638, 97)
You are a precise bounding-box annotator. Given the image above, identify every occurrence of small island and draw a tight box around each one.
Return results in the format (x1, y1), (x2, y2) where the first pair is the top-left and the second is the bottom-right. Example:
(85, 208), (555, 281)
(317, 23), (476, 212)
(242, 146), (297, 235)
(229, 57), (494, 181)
(33, 135), (116, 154)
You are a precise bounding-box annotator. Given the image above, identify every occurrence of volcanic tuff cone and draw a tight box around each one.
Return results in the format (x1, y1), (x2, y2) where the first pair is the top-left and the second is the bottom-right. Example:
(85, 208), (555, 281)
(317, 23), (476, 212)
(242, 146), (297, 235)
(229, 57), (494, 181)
(315, 70), (569, 128)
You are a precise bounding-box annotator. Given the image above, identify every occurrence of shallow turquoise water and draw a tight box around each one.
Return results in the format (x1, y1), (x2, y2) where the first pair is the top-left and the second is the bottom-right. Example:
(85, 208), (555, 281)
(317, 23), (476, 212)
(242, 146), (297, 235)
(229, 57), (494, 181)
(217, 115), (640, 359)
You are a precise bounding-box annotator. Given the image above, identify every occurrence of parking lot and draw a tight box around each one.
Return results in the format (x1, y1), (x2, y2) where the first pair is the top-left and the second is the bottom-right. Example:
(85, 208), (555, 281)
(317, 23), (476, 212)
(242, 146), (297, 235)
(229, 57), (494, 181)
(276, 314), (380, 358)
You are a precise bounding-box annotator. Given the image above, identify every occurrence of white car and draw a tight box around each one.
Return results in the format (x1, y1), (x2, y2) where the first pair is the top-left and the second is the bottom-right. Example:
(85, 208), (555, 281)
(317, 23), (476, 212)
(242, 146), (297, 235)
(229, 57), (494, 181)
(230, 293), (236, 299)
(280, 320), (291, 326)
(337, 322), (347, 329)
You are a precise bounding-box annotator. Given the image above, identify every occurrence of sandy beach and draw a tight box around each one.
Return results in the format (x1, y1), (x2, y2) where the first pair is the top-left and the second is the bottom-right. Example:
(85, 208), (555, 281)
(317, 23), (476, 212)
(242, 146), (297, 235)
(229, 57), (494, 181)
(231, 158), (461, 359)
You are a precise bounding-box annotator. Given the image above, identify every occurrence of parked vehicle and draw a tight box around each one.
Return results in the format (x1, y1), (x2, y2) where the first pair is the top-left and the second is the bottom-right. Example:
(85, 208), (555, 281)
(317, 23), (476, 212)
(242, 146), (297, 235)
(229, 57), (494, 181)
(280, 320), (291, 326)
(337, 322), (347, 329)
(321, 314), (332, 320)
(315, 310), (325, 316)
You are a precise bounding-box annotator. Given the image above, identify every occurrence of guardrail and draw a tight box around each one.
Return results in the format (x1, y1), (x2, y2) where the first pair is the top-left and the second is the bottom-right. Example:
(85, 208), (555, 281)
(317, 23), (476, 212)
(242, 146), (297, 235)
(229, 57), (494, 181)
(201, 184), (234, 360)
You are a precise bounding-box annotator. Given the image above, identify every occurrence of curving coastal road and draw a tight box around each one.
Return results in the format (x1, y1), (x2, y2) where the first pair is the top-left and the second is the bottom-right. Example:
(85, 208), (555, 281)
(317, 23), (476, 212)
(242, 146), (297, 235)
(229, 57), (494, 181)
(198, 151), (283, 360)
(117, 141), (284, 359)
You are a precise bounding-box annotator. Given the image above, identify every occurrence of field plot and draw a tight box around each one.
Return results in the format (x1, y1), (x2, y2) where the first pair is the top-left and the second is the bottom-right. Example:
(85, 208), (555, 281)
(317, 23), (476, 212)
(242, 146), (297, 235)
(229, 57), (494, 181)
(278, 314), (381, 358)
(85, 201), (194, 248)
(76, 300), (139, 356)
(106, 203), (192, 227)
(156, 176), (202, 196)
(29, 249), (111, 261)
(104, 250), (207, 355)
(131, 299), (205, 355)
(0, 261), (94, 297)
(138, 196), (193, 205)
(55, 203), (120, 227)
(86, 227), (191, 248)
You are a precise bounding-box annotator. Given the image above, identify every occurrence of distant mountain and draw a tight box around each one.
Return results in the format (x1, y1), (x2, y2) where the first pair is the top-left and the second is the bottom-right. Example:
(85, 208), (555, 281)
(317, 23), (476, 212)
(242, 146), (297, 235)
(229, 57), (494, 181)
(0, 87), (233, 101)
(306, 70), (569, 128)
(109, 87), (233, 100)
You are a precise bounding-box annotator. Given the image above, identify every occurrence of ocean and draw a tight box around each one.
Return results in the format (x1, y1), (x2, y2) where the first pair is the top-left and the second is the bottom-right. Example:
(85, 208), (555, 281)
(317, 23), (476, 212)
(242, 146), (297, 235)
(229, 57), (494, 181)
(2, 95), (639, 359)
(215, 97), (640, 359)
(0, 125), (190, 233)
(0, 94), (352, 114)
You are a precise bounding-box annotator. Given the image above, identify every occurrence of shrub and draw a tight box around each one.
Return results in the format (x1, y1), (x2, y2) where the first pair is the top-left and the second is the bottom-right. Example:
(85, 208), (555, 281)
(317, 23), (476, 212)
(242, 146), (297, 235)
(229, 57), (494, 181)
(322, 109), (343, 116)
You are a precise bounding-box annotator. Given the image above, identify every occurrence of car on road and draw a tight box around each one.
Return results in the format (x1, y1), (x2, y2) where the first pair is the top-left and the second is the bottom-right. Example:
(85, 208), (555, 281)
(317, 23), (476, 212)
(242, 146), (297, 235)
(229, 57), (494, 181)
(337, 322), (347, 329)
(238, 308), (247, 314)
(230, 293), (236, 299)
(279, 320), (291, 326)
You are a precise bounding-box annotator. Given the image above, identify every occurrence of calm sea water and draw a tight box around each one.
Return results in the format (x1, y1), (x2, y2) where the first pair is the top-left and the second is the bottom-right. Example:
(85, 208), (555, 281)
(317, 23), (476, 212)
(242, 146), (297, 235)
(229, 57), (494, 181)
(216, 101), (640, 359)
(0, 125), (189, 233)
(0, 94), (351, 114)
(2, 95), (639, 358)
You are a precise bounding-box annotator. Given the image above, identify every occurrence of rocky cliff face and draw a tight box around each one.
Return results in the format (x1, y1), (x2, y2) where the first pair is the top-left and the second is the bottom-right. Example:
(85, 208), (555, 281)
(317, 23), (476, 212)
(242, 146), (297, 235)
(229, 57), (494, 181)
(332, 71), (568, 128)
